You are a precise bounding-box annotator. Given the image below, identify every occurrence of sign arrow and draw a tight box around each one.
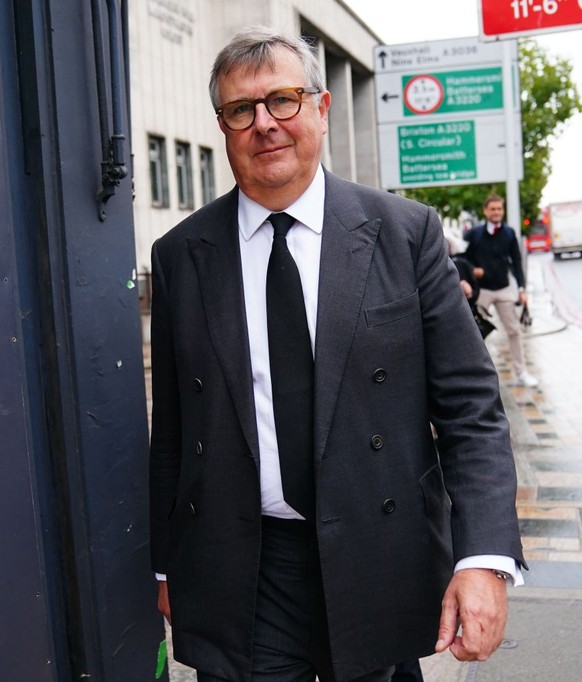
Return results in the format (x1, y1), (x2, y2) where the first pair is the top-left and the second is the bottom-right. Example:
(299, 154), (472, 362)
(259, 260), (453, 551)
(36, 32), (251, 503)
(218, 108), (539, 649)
(377, 50), (387, 70)
(381, 92), (399, 103)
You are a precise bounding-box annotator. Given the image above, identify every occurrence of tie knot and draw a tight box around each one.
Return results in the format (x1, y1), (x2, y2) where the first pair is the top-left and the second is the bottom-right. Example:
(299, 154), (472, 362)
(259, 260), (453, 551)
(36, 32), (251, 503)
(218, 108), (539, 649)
(268, 212), (295, 238)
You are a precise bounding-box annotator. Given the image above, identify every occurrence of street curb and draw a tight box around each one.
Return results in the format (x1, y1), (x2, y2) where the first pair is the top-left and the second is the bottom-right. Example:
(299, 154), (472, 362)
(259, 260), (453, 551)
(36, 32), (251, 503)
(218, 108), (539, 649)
(508, 586), (582, 601)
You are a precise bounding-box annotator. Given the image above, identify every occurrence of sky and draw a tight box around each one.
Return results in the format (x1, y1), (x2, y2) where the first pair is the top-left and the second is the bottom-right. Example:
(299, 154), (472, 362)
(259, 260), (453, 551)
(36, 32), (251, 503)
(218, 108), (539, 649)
(343, 0), (582, 206)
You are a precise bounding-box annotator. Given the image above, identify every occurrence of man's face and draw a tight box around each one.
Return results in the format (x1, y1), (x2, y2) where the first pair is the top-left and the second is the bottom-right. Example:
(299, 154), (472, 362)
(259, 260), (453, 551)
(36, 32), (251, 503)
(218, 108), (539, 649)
(216, 47), (331, 209)
(483, 201), (505, 224)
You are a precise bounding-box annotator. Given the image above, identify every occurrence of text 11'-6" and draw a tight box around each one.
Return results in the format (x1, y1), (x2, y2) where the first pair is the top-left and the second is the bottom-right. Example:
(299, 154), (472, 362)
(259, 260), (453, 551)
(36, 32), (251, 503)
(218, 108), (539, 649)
(510, 0), (561, 19)
(510, 0), (560, 19)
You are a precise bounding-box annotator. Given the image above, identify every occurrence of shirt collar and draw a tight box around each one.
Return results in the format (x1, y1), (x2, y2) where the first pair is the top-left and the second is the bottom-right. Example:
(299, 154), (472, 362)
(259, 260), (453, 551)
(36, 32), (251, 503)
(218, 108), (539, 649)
(238, 165), (325, 241)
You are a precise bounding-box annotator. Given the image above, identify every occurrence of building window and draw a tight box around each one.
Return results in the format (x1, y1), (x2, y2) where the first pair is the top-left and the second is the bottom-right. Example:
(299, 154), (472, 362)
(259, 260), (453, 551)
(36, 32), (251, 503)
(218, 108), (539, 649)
(199, 146), (215, 205)
(148, 135), (169, 207)
(175, 141), (194, 209)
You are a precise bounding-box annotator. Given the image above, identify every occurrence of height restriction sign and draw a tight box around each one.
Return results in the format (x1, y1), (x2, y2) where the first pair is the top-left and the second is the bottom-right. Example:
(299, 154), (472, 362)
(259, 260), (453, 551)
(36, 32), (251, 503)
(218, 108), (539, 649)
(479, 0), (582, 39)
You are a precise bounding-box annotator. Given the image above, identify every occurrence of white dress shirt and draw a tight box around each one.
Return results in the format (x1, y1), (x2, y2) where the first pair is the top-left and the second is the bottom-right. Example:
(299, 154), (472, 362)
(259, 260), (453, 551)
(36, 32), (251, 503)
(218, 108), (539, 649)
(238, 166), (324, 519)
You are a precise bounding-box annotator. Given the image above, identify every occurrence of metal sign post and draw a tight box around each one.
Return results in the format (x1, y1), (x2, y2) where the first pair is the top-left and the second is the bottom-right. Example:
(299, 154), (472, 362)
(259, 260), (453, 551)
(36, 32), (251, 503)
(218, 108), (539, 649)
(503, 40), (521, 234)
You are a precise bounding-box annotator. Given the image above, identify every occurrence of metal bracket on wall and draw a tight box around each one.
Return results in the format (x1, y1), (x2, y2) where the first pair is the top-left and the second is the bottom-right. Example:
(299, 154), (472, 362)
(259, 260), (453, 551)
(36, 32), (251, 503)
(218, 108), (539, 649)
(91, 0), (129, 221)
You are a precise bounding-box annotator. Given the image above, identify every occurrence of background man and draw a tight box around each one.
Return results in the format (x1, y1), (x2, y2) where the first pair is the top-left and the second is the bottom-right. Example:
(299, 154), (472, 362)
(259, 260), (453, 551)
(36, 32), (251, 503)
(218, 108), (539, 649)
(464, 194), (538, 387)
(149, 27), (525, 682)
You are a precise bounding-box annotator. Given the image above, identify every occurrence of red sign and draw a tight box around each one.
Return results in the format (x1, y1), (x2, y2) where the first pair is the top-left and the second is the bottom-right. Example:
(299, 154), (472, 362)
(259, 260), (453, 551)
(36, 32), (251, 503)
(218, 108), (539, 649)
(480, 0), (582, 38)
(403, 76), (444, 115)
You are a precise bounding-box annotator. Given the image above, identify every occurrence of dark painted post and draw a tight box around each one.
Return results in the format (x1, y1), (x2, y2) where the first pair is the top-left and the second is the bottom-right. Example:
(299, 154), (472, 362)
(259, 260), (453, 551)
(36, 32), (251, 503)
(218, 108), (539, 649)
(0, 1), (167, 679)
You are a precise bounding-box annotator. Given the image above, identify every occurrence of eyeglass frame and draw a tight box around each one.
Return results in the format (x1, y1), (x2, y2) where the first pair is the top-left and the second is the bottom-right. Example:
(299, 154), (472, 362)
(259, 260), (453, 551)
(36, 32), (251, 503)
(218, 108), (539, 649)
(215, 87), (321, 131)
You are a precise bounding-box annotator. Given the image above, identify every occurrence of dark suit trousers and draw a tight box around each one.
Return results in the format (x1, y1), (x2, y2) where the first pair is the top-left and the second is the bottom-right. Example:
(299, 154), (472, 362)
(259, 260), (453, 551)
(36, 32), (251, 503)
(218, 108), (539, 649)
(392, 660), (424, 682)
(196, 516), (394, 682)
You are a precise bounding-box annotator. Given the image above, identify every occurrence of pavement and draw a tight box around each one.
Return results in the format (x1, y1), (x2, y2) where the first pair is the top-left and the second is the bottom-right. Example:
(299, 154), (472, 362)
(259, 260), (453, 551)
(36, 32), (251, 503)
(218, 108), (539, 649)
(154, 253), (582, 682)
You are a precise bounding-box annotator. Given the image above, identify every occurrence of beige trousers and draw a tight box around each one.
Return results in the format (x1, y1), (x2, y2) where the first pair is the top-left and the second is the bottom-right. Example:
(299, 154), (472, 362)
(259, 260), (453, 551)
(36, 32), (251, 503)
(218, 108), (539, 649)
(477, 285), (525, 376)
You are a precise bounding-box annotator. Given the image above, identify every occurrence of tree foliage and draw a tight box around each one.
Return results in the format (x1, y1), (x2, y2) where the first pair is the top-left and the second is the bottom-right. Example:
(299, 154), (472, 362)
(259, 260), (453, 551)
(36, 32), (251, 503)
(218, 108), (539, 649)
(403, 40), (581, 230)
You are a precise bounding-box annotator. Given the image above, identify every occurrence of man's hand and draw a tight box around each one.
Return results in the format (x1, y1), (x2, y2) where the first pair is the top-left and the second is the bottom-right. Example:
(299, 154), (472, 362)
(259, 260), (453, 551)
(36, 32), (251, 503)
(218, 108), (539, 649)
(459, 280), (473, 299)
(518, 290), (528, 307)
(158, 581), (172, 625)
(473, 267), (485, 280)
(435, 568), (508, 661)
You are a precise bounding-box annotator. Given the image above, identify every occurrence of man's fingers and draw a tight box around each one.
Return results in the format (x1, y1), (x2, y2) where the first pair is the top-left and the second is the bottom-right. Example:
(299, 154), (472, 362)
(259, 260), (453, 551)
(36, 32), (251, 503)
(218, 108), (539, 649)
(449, 623), (484, 662)
(437, 569), (509, 660)
(454, 616), (482, 659)
(450, 626), (502, 662)
(435, 592), (459, 652)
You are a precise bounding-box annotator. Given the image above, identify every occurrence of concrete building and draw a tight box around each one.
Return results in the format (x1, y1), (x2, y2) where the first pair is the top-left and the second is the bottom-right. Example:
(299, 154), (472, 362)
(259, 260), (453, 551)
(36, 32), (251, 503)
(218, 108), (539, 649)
(128, 0), (382, 296)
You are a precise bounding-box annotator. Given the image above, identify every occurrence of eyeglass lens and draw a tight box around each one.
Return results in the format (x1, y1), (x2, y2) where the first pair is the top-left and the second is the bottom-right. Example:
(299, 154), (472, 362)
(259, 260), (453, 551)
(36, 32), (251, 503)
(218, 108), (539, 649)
(222, 89), (303, 130)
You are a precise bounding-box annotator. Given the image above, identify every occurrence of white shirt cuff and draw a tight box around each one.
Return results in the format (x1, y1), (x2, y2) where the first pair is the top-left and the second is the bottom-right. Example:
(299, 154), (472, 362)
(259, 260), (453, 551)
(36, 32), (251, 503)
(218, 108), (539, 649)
(157, 558), (524, 586)
(454, 555), (524, 586)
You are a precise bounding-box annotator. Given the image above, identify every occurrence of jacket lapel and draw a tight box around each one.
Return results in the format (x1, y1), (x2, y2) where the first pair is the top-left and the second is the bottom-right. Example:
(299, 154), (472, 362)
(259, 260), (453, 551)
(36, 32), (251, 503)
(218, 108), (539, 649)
(184, 176), (381, 469)
(314, 173), (381, 462)
(186, 190), (260, 465)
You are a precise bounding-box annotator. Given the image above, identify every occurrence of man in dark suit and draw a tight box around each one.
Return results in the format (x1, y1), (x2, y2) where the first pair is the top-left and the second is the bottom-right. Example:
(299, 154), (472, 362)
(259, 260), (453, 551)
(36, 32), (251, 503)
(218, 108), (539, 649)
(149, 27), (526, 682)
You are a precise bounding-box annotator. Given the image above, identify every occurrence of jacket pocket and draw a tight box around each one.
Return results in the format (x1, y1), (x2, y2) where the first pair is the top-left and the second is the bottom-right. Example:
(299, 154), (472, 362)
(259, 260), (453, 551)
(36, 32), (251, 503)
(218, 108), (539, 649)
(419, 463), (450, 518)
(364, 290), (419, 327)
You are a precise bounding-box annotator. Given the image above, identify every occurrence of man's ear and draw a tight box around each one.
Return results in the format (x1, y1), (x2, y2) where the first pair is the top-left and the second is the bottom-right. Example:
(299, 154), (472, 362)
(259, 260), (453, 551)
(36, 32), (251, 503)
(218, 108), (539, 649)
(319, 91), (331, 116)
(319, 91), (331, 133)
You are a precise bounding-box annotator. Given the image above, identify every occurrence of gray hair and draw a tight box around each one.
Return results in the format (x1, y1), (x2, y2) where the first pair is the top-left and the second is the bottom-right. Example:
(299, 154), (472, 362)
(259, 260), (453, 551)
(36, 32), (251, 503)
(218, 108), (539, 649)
(209, 26), (325, 108)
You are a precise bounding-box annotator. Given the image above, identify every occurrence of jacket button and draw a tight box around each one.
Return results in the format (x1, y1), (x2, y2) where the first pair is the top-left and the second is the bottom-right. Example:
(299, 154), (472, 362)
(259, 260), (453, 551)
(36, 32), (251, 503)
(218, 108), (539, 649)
(189, 502), (196, 516)
(196, 441), (203, 456)
(192, 378), (203, 392)
(373, 368), (387, 383)
(382, 498), (396, 514)
(370, 434), (384, 450)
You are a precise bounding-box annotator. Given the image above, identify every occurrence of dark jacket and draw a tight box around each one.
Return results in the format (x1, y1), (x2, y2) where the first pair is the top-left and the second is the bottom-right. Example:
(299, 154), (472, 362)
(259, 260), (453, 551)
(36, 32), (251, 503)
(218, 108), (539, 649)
(463, 223), (525, 290)
(149, 171), (525, 682)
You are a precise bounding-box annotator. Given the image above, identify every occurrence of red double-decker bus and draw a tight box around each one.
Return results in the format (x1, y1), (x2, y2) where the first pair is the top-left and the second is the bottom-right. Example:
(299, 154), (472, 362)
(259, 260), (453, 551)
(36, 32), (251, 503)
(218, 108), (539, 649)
(524, 207), (552, 253)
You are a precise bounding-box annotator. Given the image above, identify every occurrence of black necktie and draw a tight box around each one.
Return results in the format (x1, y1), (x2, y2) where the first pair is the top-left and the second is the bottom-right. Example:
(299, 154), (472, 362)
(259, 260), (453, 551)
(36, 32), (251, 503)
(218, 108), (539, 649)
(266, 212), (314, 519)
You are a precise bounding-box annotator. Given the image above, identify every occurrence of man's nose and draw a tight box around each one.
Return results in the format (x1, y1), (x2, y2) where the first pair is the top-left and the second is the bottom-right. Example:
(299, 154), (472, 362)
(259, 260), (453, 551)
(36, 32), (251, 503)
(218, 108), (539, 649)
(253, 102), (278, 133)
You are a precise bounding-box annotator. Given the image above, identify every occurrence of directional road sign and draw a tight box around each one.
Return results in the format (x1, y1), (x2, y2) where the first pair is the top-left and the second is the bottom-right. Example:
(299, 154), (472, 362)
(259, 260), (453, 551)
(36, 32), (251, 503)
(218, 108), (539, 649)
(378, 117), (524, 188)
(374, 36), (523, 190)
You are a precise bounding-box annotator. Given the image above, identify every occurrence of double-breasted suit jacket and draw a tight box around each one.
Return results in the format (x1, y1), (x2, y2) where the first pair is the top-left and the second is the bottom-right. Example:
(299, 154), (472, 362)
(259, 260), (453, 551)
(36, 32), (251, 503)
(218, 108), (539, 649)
(149, 170), (525, 682)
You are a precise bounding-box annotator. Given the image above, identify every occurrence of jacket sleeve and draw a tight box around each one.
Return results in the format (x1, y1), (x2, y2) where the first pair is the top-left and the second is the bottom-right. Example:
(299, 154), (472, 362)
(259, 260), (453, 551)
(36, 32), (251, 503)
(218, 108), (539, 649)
(462, 227), (478, 266)
(417, 211), (525, 567)
(149, 239), (182, 574)
(508, 227), (526, 288)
